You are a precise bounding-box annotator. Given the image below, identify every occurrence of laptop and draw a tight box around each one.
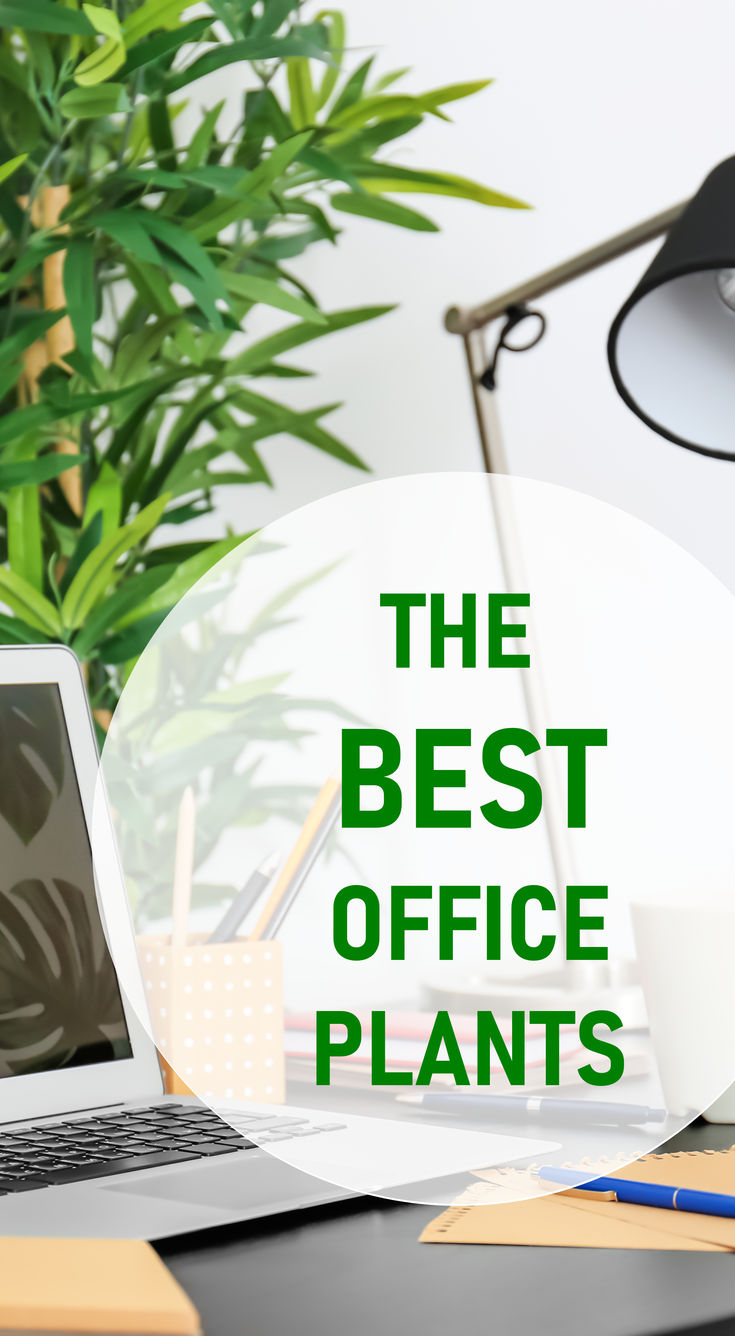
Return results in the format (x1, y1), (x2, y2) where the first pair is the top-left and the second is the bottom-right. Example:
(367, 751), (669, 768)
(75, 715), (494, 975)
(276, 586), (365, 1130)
(0, 646), (556, 1239)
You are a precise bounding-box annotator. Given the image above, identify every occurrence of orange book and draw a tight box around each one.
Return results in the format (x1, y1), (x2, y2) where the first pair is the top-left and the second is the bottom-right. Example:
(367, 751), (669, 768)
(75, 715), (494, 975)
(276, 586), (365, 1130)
(0, 1238), (201, 1334)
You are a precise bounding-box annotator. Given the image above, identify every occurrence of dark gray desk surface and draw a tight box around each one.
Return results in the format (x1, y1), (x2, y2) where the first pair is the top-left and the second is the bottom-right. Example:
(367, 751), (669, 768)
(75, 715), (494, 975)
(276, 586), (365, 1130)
(158, 1119), (735, 1336)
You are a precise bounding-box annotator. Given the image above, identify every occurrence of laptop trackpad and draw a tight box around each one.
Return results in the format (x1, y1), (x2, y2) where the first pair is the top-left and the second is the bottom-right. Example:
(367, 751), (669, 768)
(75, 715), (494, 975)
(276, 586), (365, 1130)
(103, 1154), (341, 1212)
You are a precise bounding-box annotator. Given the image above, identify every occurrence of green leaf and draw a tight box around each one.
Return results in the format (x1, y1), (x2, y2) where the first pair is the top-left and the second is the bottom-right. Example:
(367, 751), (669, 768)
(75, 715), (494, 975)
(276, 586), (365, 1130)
(280, 412), (368, 472)
(63, 238), (96, 362)
(124, 165), (185, 189)
(183, 98), (225, 168)
(0, 403), (58, 450)
(184, 131), (312, 240)
(58, 510), (104, 599)
(74, 38), (126, 87)
(74, 5), (125, 84)
(0, 454), (81, 489)
(255, 225), (330, 262)
(0, 0), (94, 34)
(5, 441), (42, 592)
(61, 496), (169, 630)
(249, 0), (297, 36)
(229, 305), (396, 376)
(96, 210), (160, 265)
(355, 164), (531, 209)
(59, 83), (128, 119)
(141, 382), (231, 503)
(0, 236), (68, 298)
(72, 564), (178, 655)
(7, 486), (42, 591)
(166, 25), (331, 93)
(83, 461), (122, 537)
(97, 609), (173, 664)
(331, 56), (373, 115)
(330, 192), (438, 232)
(221, 271), (326, 324)
(123, 256), (179, 318)
(133, 213), (228, 328)
(138, 212), (225, 290)
(114, 534), (247, 629)
(0, 84), (42, 155)
(105, 367), (185, 466)
(0, 153), (27, 186)
(19, 31), (54, 96)
(0, 568), (61, 635)
(286, 58), (316, 130)
(330, 114), (422, 156)
(372, 67), (411, 93)
(232, 388), (369, 471)
(239, 87), (293, 169)
(0, 365), (20, 402)
(122, 0), (195, 45)
(329, 93), (450, 131)
(295, 146), (361, 190)
(147, 95), (176, 171)
(121, 17), (212, 75)
(83, 3), (123, 39)
(0, 309), (66, 372)
(423, 79), (493, 106)
(114, 314), (183, 386)
(42, 381), (144, 414)
(0, 188), (25, 240)
(0, 47), (30, 93)
(314, 9), (345, 109)
(0, 612), (49, 646)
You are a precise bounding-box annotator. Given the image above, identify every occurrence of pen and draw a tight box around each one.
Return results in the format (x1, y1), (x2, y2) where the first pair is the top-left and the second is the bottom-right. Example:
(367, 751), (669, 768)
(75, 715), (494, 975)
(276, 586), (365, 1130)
(206, 851), (280, 944)
(397, 1093), (667, 1125)
(538, 1164), (735, 1218)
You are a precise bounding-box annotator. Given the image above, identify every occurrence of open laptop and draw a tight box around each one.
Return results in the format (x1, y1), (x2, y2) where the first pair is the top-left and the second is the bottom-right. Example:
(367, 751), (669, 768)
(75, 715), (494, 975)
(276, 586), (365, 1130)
(0, 646), (556, 1239)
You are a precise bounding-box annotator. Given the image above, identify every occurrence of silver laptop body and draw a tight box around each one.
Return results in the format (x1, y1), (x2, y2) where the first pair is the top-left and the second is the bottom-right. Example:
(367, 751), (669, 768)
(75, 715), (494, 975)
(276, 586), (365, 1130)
(0, 646), (347, 1239)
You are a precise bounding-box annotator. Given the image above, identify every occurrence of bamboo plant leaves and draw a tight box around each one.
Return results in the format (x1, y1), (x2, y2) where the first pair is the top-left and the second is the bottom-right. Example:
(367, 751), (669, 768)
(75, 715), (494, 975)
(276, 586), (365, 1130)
(0, 0), (523, 727)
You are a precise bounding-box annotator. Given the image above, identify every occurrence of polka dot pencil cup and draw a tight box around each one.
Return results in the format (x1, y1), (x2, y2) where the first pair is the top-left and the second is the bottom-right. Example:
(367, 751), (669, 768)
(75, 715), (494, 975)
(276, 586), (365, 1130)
(137, 934), (285, 1103)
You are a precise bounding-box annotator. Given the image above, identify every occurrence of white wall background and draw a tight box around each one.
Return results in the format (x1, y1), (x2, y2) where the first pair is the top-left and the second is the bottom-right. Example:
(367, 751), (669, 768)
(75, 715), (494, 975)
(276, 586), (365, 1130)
(205, 0), (735, 590)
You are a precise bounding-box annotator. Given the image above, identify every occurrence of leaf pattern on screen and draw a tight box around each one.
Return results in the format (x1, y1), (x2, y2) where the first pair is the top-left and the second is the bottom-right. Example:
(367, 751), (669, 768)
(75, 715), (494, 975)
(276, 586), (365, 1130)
(0, 877), (130, 1076)
(0, 687), (65, 844)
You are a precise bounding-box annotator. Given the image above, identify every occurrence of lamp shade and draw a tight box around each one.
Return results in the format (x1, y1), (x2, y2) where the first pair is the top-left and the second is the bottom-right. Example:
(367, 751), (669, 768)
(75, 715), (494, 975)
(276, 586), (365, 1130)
(608, 156), (735, 460)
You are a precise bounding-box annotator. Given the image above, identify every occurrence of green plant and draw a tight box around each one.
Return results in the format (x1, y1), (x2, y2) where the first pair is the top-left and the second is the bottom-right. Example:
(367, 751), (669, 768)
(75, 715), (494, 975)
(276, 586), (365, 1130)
(0, 0), (525, 730)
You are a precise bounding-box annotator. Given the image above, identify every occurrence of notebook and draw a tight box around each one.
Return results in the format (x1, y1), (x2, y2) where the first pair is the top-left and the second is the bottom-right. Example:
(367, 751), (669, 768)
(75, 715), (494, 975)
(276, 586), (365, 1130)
(420, 1146), (735, 1251)
(0, 1238), (201, 1333)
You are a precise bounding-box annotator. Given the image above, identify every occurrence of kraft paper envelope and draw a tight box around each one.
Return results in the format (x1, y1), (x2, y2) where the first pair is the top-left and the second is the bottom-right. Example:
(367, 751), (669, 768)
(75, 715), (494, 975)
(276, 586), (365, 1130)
(421, 1147), (735, 1251)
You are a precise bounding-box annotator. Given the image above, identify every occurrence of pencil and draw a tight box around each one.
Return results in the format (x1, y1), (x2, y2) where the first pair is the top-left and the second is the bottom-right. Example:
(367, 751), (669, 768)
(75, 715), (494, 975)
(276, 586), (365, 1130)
(249, 774), (340, 941)
(171, 785), (195, 949)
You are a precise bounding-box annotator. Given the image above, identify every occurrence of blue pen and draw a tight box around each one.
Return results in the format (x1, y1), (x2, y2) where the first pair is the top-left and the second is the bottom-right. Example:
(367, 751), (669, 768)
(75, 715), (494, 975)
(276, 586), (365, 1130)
(538, 1165), (735, 1219)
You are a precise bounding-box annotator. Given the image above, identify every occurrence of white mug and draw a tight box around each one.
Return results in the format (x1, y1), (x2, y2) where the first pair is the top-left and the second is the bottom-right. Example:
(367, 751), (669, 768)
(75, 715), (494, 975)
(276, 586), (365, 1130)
(631, 903), (735, 1122)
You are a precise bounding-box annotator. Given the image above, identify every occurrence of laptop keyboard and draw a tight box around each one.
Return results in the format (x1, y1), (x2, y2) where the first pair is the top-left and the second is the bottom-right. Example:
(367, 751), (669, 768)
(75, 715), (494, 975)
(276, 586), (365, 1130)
(0, 1104), (345, 1194)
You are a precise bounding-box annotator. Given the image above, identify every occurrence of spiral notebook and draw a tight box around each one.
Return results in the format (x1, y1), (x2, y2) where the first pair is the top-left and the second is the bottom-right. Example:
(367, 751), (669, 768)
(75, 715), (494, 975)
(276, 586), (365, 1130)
(421, 1146), (735, 1251)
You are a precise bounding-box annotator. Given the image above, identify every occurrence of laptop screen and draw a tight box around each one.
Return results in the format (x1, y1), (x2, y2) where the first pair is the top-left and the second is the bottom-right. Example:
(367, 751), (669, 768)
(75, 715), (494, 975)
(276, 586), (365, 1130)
(0, 683), (132, 1077)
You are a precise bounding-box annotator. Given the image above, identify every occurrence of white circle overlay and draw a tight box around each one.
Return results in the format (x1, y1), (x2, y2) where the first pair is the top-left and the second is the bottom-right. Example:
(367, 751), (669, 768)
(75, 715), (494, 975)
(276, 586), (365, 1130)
(97, 473), (735, 1207)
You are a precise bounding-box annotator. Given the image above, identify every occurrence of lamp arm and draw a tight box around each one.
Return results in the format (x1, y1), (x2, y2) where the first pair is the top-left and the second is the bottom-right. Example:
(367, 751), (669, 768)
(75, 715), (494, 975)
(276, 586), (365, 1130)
(445, 200), (687, 336)
(444, 198), (692, 994)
